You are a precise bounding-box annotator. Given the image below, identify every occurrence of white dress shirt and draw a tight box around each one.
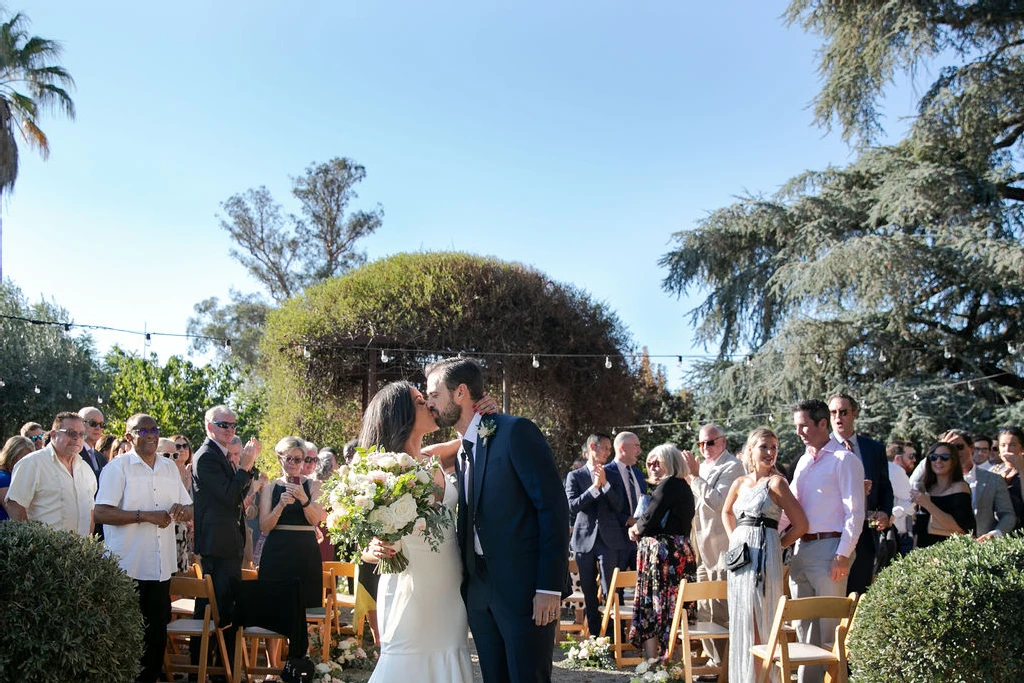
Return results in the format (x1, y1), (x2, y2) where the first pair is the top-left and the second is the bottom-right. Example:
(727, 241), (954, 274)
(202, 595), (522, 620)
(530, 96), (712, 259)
(96, 450), (192, 581)
(6, 445), (96, 536)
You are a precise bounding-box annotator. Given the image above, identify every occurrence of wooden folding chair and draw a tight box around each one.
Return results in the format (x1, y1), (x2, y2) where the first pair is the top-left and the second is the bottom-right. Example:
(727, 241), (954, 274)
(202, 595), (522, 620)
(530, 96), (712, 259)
(164, 574), (232, 683)
(665, 579), (729, 680)
(599, 568), (642, 668)
(305, 570), (334, 660)
(230, 579), (308, 683)
(323, 560), (358, 636)
(749, 592), (858, 683)
(556, 557), (589, 644)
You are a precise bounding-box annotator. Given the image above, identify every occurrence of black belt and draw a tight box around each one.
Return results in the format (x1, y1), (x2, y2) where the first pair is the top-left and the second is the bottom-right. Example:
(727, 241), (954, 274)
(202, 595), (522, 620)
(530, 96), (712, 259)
(736, 516), (779, 530)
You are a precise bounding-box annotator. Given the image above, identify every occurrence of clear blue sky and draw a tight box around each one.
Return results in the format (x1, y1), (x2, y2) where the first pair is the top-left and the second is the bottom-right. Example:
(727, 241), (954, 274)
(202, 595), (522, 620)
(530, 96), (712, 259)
(2, 1), (917, 390)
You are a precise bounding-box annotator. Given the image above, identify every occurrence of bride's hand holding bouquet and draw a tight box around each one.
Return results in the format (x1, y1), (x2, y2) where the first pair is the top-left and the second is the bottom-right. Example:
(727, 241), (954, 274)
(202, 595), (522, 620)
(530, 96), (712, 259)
(320, 446), (452, 574)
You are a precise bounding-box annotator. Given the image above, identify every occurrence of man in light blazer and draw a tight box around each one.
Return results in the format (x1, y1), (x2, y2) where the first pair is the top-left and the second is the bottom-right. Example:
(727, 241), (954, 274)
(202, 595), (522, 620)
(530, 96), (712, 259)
(681, 424), (744, 674)
(910, 429), (1015, 539)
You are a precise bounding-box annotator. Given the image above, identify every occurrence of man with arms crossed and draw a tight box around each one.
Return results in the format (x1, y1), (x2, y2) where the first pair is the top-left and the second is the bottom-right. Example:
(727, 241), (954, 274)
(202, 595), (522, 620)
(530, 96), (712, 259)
(426, 357), (570, 683)
(789, 399), (864, 683)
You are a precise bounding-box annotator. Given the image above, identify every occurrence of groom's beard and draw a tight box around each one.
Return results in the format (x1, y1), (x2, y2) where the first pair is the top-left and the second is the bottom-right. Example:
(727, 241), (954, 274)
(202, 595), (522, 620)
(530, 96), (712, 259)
(431, 400), (461, 429)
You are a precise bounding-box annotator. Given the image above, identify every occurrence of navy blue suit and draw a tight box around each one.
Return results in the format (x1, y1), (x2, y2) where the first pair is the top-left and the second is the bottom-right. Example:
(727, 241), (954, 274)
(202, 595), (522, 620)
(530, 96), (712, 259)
(566, 464), (627, 636)
(605, 462), (647, 569)
(842, 434), (893, 596)
(457, 413), (570, 683)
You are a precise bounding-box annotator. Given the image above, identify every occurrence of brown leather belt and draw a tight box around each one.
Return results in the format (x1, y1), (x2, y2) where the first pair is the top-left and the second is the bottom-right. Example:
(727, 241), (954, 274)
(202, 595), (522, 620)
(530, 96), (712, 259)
(800, 531), (842, 542)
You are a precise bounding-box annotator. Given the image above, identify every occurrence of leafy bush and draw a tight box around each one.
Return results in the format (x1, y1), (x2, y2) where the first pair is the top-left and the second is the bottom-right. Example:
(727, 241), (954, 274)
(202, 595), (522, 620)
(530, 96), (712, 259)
(0, 522), (144, 682)
(849, 534), (1024, 682)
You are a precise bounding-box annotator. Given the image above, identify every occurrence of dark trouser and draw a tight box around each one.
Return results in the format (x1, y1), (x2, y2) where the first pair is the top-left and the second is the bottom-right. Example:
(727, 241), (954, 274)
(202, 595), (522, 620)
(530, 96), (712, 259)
(192, 554), (241, 668)
(617, 539), (638, 571)
(136, 579), (171, 683)
(465, 555), (555, 683)
(846, 522), (876, 596)
(576, 538), (621, 637)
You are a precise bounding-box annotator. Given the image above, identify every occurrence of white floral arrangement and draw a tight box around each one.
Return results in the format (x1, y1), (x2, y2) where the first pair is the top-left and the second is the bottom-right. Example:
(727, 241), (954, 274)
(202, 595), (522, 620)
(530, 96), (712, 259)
(560, 634), (614, 670)
(309, 629), (378, 682)
(321, 447), (451, 573)
(629, 657), (686, 682)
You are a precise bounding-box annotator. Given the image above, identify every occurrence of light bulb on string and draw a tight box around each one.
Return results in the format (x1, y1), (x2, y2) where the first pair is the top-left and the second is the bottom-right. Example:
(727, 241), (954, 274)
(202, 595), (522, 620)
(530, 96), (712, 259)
(913, 393), (920, 401)
(224, 338), (232, 350)
(878, 349), (887, 363)
(34, 385), (40, 394)
(604, 356), (613, 369)
(303, 346), (311, 359)
(815, 354), (823, 366)
(768, 413), (774, 423)
(1009, 342), (1019, 355)
(944, 347), (953, 359)
(97, 396), (103, 405)
(0, 378), (5, 387)
(532, 355), (540, 369)
(66, 391), (72, 400)
(380, 349), (391, 363)
(676, 356), (683, 364)
(968, 380), (976, 391)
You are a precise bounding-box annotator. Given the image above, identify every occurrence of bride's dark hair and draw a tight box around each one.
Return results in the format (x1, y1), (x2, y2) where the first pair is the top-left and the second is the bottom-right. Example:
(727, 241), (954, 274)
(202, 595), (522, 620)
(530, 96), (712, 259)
(359, 381), (416, 453)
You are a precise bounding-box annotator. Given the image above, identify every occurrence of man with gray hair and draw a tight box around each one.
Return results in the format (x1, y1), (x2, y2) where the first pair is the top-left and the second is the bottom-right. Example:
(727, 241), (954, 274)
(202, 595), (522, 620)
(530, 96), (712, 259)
(610, 431), (647, 569)
(681, 424), (744, 676)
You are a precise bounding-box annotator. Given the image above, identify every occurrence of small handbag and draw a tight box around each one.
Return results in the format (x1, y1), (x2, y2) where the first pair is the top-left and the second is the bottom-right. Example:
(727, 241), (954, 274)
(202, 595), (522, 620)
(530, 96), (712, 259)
(724, 542), (750, 571)
(927, 515), (956, 537)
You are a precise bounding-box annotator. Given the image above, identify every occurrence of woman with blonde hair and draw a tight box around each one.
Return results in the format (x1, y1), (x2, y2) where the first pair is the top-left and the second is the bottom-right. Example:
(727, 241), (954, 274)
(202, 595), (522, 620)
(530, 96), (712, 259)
(723, 427), (808, 682)
(627, 443), (697, 659)
(0, 436), (34, 520)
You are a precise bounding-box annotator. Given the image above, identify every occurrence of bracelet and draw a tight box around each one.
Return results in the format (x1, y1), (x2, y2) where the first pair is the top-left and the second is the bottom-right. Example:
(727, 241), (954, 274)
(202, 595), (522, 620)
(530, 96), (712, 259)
(135, 510), (140, 523)
(301, 498), (311, 508)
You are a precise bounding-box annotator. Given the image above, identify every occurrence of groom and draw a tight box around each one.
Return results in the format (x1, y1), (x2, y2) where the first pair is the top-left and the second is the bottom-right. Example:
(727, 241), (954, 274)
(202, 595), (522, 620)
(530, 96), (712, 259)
(426, 357), (570, 683)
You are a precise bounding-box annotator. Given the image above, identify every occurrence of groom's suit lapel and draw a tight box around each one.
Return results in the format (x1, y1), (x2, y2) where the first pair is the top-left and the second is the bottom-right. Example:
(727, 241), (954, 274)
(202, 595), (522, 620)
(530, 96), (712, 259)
(472, 431), (489, 519)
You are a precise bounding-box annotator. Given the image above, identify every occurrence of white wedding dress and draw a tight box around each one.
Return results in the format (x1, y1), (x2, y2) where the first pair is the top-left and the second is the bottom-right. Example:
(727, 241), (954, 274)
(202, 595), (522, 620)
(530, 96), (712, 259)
(369, 474), (473, 683)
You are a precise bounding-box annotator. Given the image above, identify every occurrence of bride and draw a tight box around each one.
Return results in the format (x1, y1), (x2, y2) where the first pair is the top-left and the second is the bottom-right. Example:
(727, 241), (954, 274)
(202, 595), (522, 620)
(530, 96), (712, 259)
(358, 381), (491, 683)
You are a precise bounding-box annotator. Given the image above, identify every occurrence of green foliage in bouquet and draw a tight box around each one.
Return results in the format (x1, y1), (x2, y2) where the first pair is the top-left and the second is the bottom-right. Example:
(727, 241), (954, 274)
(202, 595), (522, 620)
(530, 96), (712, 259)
(849, 534), (1024, 682)
(0, 522), (144, 682)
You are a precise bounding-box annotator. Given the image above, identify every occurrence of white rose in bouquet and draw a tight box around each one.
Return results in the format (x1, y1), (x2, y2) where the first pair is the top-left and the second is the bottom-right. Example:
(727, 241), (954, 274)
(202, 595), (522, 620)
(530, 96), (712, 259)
(353, 494), (373, 511)
(390, 493), (418, 526)
(369, 505), (398, 534)
(416, 470), (432, 484)
(373, 454), (398, 469)
(397, 452), (417, 468)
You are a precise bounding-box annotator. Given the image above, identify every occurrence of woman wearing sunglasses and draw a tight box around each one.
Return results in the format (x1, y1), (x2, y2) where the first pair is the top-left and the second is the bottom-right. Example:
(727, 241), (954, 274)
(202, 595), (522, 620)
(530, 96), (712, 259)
(258, 436), (327, 609)
(166, 435), (195, 573)
(911, 442), (976, 548)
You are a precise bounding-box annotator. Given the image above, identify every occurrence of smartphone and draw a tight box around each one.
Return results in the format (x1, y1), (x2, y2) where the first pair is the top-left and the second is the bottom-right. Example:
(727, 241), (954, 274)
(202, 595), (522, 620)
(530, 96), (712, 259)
(289, 476), (302, 485)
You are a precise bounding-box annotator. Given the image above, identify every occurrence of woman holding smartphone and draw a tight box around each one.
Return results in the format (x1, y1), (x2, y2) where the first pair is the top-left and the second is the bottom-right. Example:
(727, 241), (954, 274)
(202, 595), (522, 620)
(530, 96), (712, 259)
(259, 435), (328, 607)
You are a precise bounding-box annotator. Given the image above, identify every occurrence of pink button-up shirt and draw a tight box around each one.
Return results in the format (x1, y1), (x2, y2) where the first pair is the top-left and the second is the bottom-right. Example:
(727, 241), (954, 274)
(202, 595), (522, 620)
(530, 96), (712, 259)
(791, 437), (866, 558)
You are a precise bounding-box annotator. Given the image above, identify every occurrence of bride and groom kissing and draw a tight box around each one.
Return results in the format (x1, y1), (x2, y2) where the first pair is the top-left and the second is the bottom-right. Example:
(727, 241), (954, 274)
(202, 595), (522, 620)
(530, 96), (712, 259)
(360, 357), (571, 683)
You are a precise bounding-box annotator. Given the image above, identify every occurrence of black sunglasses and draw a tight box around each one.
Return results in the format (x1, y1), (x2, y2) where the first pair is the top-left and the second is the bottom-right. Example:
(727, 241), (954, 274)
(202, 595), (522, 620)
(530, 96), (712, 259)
(175, 442), (190, 450)
(160, 452), (180, 459)
(211, 421), (237, 430)
(85, 419), (107, 429)
(928, 452), (952, 462)
(28, 434), (44, 442)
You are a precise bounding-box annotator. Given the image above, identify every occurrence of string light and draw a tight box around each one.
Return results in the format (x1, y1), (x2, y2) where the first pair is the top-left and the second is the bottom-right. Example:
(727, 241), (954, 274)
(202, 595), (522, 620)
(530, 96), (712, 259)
(0, 378), (4, 387)
(65, 391), (72, 399)
(532, 355), (540, 369)
(944, 347), (953, 359)
(224, 339), (232, 350)
(878, 349), (887, 362)
(303, 346), (311, 359)
(1009, 342), (1019, 355)
(380, 349), (391, 363)
(97, 396), (103, 404)
(33, 385), (40, 394)
(815, 354), (823, 366)
(604, 356), (613, 369)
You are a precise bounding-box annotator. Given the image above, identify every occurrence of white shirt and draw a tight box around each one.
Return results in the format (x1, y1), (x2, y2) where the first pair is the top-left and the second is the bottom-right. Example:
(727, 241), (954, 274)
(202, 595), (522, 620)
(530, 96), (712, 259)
(458, 413), (484, 555)
(887, 461), (913, 534)
(6, 445), (96, 536)
(96, 450), (192, 581)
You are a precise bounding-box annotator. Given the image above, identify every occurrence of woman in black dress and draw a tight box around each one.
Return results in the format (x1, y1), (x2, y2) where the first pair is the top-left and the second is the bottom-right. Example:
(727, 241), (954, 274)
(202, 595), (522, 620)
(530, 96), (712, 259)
(627, 443), (697, 659)
(912, 441), (975, 548)
(259, 436), (327, 607)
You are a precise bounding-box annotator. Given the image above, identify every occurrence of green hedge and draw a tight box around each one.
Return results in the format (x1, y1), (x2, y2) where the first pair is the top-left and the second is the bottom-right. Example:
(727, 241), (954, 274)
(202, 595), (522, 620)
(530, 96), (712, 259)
(849, 534), (1024, 682)
(0, 522), (144, 682)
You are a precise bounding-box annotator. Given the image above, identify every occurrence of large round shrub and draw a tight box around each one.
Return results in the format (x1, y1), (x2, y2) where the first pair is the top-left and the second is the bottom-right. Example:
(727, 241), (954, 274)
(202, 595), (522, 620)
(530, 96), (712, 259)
(0, 522), (144, 682)
(849, 534), (1024, 682)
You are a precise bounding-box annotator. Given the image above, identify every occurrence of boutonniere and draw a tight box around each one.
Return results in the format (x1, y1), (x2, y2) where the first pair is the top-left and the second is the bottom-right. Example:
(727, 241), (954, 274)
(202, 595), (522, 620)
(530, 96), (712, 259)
(478, 417), (497, 445)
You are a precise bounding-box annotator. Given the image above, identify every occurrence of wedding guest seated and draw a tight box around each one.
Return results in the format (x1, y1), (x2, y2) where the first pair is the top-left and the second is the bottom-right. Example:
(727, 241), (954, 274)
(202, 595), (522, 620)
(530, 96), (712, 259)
(627, 444), (697, 659)
(911, 442), (975, 548)
(19, 421), (45, 450)
(1, 436), (35, 520)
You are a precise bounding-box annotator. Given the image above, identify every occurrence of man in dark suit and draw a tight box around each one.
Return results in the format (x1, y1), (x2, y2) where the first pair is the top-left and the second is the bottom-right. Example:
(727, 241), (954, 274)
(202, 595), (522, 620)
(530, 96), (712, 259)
(78, 406), (108, 481)
(426, 357), (570, 683)
(191, 404), (260, 668)
(609, 431), (647, 570)
(828, 394), (893, 597)
(566, 433), (627, 636)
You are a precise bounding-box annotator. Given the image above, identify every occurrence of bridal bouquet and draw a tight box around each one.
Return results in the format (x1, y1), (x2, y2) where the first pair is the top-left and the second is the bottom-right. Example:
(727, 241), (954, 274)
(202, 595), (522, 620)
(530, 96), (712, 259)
(321, 447), (451, 574)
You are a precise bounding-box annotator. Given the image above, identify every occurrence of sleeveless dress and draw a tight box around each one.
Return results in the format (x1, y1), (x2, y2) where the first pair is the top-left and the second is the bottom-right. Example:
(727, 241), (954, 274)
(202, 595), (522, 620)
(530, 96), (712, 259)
(727, 478), (783, 683)
(369, 474), (472, 683)
(258, 480), (322, 607)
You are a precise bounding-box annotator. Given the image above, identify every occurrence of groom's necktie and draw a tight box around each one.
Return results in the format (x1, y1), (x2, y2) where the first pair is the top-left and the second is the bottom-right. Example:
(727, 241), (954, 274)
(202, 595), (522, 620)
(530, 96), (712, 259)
(460, 439), (476, 573)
